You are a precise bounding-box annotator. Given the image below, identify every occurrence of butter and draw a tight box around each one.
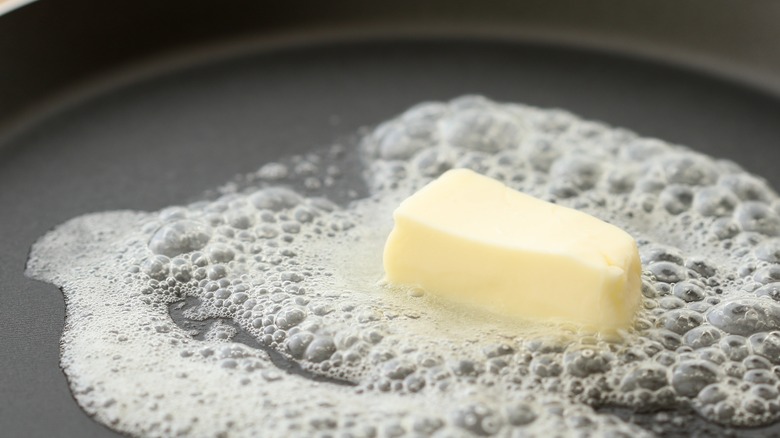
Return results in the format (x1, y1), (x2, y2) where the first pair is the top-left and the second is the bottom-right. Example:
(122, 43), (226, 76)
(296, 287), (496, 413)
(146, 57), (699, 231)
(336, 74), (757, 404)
(383, 169), (642, 330)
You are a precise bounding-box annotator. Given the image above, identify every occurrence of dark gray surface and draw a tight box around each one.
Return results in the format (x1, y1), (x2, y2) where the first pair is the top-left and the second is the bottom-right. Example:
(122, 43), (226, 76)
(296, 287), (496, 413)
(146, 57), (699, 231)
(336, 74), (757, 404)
(3, 37), (780, 438)
(3, 1), (780, 436)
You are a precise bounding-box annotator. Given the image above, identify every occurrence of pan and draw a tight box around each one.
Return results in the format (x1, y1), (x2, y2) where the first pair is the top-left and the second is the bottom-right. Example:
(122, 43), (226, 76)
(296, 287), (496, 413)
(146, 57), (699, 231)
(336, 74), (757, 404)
(3, 0), (780, 436)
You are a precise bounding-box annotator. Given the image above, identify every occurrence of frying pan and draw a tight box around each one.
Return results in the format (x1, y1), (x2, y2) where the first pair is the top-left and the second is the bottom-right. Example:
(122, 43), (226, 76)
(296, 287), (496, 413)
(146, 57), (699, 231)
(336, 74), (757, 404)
(3, 0), (780, 436)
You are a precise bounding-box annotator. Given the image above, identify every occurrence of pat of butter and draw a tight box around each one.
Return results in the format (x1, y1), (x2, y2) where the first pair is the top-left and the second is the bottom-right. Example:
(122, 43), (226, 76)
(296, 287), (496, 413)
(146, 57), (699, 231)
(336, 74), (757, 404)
(383, 169), (642, 330)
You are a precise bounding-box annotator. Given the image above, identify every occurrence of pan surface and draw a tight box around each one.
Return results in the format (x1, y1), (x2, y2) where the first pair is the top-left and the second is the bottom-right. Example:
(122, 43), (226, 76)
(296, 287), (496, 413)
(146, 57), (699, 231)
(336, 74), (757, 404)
(3, 1), (780, 437)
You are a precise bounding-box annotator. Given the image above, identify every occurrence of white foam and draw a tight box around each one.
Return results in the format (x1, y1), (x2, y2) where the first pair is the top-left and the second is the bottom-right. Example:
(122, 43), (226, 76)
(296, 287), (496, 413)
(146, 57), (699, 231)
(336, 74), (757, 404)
(27, 96), (780, 436)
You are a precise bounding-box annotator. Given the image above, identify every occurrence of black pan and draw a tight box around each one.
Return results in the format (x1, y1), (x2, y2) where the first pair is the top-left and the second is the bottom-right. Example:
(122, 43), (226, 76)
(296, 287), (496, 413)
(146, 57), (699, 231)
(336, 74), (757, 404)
(3, 1), (780, 436)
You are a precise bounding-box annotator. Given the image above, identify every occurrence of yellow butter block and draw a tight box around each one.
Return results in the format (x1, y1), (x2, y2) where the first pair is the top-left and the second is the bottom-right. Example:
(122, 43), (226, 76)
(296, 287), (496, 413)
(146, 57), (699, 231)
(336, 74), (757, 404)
(383, 169), (642, 330)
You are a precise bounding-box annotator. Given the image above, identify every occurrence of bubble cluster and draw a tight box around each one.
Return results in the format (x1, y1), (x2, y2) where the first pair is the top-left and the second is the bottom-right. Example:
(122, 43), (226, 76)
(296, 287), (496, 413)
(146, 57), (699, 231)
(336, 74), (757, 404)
(27, 96), (780, 437)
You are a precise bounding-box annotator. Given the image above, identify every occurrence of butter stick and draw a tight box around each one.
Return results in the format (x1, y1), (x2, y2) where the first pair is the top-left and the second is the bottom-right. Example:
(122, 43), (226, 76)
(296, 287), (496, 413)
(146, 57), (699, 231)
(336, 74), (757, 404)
(383, 169), (642, 330)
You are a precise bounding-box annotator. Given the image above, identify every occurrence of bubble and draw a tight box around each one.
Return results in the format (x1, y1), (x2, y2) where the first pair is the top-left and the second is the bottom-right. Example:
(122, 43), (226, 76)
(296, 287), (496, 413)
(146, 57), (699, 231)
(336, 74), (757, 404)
(482, 344), (514, 358)
(707, 299), (780, 336)
(412, 148), (450, 177)
(711, 217), (741, 240)
(169, 257), (192, 282)
(657, 309), (704, 335)
(141, 255), (170, 280)
(719, 174), (773, 202)
(720, 335), (752, 361)
(524, 139), (561, 173)
(754, 239), (780, 263)
(293, 206), (316, 224)
(452, 403), (503, 436)
(191, 251), (208, 267)
(673, 281), (707, 302)
(659, 185), (694, 215)
(734, 202), (780, 236)
(403, 374), (425, 392)
(672, 360), (721, 397)
(693, 187), (740, 217)
(751, 384), (779, 400)
(620, 364), (669, 391)
(698, 347), (727, 365)
(275, 307), (306, 330)
(443, 109), (520, 153)
(206, 243), (235, 263)
(743, 368), (776, 383)
(411, 416), (444, 434)
(226, 210), (255, 230)
(207, 264), (228, 280)
(374, 116), (439, 160)
(685, 257), (718, 278)
(563, 347), (612, 377)
(214, 288), (231, 300)
(683, 326), (722, 349)
(648, 261), (687, 283)
(749, 331), (780, 365)
(286, 332), (314, 359)
(754, 266), (780, 285)
(755, 283), (780, 301)
(531, 355), (562, 378)
(304, 337), (336, 363)
(249, 187), (302, 211)
(549, 157), (602, 192)
(641, 245), (684, 265)
(505, 402), (537, 426)
(149, 220), (211, 257)
(647, 328), (682, 350)
(661, 154), (717, 186)
(256, 162), (289, 180)
(605, 168), (637, 194)
(635, 173), (666, 195)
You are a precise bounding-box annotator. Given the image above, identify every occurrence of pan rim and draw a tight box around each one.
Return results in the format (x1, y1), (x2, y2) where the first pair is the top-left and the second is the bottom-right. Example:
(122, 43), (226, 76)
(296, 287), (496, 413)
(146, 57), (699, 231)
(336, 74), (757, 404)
(2, 25), (779, 153)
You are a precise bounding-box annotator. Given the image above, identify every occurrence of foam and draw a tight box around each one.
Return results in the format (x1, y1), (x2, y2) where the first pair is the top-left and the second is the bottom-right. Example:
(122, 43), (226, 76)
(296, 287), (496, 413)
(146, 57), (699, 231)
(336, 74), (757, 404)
(27, 96), (780, 436)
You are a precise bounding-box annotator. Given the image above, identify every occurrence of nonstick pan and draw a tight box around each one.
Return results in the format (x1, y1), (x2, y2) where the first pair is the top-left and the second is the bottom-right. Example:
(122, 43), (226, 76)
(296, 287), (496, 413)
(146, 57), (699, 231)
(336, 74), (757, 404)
(3, 1), (780, 437)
